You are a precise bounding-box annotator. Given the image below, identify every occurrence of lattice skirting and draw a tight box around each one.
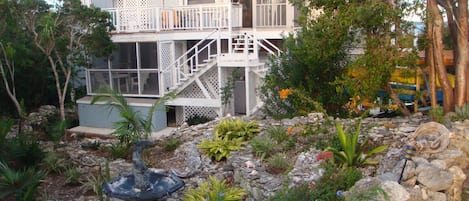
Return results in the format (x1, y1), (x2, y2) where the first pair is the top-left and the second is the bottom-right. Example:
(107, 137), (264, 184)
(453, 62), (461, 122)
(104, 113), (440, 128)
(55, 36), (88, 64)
(176, 106), (220, 125)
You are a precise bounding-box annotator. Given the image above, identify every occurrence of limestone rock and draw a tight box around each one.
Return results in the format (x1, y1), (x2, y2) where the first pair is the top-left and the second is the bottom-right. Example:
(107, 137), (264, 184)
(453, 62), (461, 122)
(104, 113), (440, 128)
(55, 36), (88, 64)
(448, 166), (466, 201)
(345, 177), (409, 201)
(417, 165), (453, 191)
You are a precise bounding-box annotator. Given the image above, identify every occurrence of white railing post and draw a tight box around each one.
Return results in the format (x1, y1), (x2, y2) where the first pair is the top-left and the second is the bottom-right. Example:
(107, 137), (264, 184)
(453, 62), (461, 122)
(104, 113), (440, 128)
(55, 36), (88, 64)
(199, 6), (204, 30)
(86, 69), (91, 94)
(228, 3), (232, 32)
(244, 33), (249, 66)
(253, 0), (257, 30)
(217, 29), (221, 57)
(195, 46), (199, 71)
(115, 9), (120, 33)
(156, 7), (160, 32)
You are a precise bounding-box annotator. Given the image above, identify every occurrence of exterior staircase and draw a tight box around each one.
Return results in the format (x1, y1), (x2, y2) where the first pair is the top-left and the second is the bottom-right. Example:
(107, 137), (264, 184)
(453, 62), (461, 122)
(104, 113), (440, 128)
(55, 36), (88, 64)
(161, 30), (282, 115)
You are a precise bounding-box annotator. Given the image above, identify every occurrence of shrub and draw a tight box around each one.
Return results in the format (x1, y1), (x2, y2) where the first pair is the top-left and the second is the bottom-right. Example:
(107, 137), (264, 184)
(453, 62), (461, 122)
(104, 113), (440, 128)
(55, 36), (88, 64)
(267, 153), (291, 174)
(4, 132), (45, 169)
(183, 176), (246, 201)
(266, 126), (289, 142)
(453, 103), (469, 121)
(41, 152), (68, 174)
(269, 183), (313, 201)
(161, 137), (182, 151)
(198, 137), (246, 161)
(0, 162), (46, 200)
(310, 166), (362, 200)
(327, 121), (388, 167)
(107, 143), (131, 159)
(214, 119), (260, 141)
(250, 135), (279, 159)
(80, 162), (111, 201)
(64, 166), (82, 185)
(186, 115), (213, 126)
(429, 105), (444, 123)
(45, 118), (70, 142)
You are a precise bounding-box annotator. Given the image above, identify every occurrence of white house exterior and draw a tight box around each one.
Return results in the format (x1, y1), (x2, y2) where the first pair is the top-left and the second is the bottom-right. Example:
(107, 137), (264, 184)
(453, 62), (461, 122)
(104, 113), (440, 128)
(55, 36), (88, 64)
(77, 0), (298, 129)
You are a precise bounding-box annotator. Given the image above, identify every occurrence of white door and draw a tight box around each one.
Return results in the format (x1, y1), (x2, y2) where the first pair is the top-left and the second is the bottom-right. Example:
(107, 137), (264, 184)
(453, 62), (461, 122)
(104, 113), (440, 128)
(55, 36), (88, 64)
(158, 41), (175, 93)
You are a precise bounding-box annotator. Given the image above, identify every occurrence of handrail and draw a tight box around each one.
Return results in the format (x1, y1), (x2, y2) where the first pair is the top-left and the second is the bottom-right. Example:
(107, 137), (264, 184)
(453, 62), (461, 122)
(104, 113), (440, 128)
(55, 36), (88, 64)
(246, 34), (282, 57)
(161, 29), (220, 92)
(161, 29), (219, 73)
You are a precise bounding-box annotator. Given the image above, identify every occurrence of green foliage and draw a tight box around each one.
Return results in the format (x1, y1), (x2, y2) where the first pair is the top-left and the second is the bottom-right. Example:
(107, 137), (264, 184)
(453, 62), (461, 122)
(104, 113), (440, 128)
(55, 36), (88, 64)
(92, 89), (174, 147)
(64, 166), (82, 185)
(2, 132), (45, 169)
(41, 152), (69, 174)
(327, 121), (388, 168)
(266, 126), (289, 142)
(250, 135), (279, 159)
(183, 176), (246, 201)
(269, 184), (314, 201)
(345, 184), (388, 201)
(214, 119), (260, 141)
(311, 165), (362, 201)
(44, 117), (70, 142)
(0, 0), (55, 117)
(186, 115), (213, 126)
(266, 153), (291, 174)
(453, 104), (469, 121)
(198, 137), (246, 161)
(0, 162), (46, 200)
(161, 137), (182, 151)
(107, 143), (131, 159)
(199, 119), (259, 161)
(429, 105), (444, 123)
(0, 118), (13, 149)
(80, 162), (111, 201)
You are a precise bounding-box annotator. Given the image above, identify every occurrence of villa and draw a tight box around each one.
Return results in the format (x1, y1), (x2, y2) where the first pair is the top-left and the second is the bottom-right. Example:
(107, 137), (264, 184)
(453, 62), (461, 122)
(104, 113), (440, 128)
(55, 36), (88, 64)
(76, 0), (298, 131)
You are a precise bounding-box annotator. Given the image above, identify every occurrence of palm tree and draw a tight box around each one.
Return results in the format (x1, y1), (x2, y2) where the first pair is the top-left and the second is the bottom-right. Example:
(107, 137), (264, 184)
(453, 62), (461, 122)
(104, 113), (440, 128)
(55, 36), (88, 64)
(91, 88), (174, 147)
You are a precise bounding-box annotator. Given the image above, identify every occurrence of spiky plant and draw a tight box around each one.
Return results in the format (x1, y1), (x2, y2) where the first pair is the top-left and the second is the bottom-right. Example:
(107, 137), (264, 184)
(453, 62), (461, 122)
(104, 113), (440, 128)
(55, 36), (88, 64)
(0, 162), (46, 200)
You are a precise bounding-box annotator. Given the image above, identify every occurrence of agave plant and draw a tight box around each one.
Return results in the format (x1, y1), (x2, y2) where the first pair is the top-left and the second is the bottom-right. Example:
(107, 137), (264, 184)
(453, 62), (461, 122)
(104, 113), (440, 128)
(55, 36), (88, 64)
(327, 120), (388, 167)
(0, 162), (46, 200)
(91, 88), (174, 147)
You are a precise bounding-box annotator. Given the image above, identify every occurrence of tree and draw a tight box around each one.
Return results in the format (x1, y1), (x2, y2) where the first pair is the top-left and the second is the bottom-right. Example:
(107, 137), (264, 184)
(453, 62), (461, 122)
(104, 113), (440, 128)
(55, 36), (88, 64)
(0, 0), (52, 119)
(260, 0), (353, 118)
(424, 0), (468, 113)
(262, 0), (416, 117)
(21, 0), (114, 120)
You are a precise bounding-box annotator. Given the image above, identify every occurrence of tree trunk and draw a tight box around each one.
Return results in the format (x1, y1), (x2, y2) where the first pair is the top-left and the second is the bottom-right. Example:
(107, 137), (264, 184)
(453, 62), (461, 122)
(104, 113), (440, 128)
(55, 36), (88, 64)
(425, 6), (437, 108)
(0, 44), (25, 119)
(430, 0), (454, 113)
(454, 0), (468, 107)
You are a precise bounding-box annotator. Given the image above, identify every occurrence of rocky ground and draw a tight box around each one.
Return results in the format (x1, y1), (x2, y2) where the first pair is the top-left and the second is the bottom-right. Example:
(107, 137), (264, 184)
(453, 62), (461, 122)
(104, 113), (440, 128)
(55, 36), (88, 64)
(12, 106), (469, 200)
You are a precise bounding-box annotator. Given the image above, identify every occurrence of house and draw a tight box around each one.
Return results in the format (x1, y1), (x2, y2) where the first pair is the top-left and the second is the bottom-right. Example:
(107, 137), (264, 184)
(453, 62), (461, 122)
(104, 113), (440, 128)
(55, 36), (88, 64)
(76, 0), (298, 131)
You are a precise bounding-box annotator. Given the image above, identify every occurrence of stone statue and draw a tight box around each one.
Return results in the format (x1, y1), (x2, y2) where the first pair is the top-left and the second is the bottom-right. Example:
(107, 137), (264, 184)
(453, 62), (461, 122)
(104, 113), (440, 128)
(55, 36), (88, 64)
(408, 122), (450, 154)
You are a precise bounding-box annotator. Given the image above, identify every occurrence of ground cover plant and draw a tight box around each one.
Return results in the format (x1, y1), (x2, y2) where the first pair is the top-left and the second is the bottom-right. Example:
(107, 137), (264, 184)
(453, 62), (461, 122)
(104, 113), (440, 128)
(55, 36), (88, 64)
(198, 118), (260, 161)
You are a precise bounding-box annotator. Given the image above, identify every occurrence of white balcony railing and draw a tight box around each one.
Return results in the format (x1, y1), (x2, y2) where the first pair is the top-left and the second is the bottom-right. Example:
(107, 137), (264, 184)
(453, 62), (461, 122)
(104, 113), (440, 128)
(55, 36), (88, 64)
(104, 4), (242, 33)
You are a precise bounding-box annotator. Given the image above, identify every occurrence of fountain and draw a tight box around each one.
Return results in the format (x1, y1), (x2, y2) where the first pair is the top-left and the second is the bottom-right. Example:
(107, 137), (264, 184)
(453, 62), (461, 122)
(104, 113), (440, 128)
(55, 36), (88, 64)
(103, 140), (185, 200)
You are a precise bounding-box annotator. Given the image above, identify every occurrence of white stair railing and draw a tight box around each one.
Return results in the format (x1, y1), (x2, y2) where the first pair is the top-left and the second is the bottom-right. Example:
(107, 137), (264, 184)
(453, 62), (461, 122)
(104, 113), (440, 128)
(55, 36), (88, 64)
(160, 29), (220, 93)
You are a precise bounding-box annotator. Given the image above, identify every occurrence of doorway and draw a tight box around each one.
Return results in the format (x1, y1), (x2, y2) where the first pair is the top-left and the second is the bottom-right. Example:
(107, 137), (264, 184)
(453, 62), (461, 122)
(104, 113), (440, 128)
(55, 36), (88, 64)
(240, 0), (252, 28)
(166, 106), (177, 127)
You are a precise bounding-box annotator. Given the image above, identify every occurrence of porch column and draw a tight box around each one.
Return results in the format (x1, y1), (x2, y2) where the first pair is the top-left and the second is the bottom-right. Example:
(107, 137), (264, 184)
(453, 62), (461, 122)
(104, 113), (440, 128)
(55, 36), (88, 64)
(252, 0), (257, 30)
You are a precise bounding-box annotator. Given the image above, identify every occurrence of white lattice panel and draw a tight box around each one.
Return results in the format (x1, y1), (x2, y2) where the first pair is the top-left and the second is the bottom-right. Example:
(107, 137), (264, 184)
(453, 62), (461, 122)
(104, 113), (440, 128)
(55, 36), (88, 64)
(180, 82), (206, 98)
(199, 67), (219, 98)
(180, 106), (219, 125)
(159, 41), (174, 92)
(179, 67), (218, 99)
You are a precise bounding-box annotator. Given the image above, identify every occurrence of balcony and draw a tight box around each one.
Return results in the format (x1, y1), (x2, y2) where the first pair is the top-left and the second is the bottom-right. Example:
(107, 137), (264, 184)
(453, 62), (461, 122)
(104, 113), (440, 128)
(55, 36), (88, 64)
(102, 4), (243, 33)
